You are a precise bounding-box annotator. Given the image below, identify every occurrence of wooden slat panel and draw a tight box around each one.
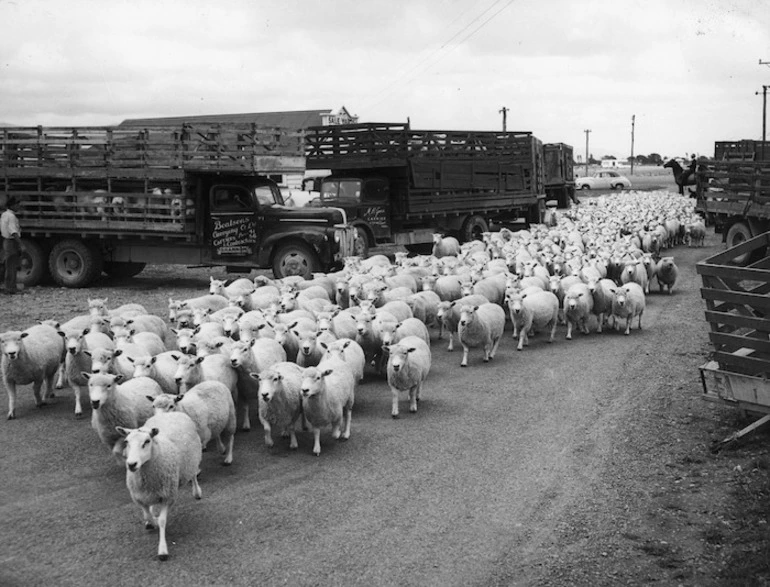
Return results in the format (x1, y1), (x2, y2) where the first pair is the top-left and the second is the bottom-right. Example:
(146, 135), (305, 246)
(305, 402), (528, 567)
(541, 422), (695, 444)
(710, 332), (770, 354)
(703, 310), (770, 333)
(700, 287), (770, 310)
(712, 351), (770, 376)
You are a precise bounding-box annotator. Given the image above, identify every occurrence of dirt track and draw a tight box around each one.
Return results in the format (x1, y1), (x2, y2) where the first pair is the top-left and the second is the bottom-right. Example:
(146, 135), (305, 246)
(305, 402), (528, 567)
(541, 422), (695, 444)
(0, 220), (764, 586)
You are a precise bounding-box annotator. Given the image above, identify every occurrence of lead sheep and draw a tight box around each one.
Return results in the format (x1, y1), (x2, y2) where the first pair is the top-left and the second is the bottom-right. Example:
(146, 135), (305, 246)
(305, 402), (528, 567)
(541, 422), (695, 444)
(116, 411), (202, 561)
(507, 290), (559, 350)
(85, 372), (162, 462)
(384, 335), (431, 418)
(152, 380), (236, 465)
(655, 256), (678, 295)
(250, 361), (305, 450)
(300, 360), (356, 456)
(564, 282), (594, 340)
(457, 303), (506, 367)
(1, 324), (64, 419)
(611, 282), (646, 335)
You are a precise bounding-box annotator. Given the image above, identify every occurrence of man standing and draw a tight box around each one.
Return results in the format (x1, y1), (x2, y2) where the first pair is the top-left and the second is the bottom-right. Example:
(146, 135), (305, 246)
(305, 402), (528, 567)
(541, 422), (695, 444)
(0, 196), (22, 294)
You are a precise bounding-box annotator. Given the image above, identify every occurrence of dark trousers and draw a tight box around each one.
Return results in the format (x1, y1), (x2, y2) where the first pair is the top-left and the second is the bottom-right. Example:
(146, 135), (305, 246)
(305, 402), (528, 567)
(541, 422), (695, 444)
(1, 238), (20, 292)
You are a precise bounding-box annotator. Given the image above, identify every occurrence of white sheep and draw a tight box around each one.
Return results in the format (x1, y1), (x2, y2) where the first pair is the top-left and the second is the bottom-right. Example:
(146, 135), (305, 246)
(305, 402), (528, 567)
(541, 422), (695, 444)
(564, 282), (594, 340)
(432, 233), (461, 258)
(685, 220), (706, 247)
(436, 294), (488, 351)
(250, 361), (305, 450)
(384, 335), (431, 418)
(1, 324), (64, 420)
(620, 259), (649, 294)
(300, 360), (356, 456)
(85, 372), (162, 462)
(319, 337), (366, 383)
(171, 327), (198, 355)
(378, 317), (430, 347)
(587, 278), (617, 334)
(296, 329), (338, 368)
(194, 336), (235, 359)
(507, 290), (559, 351)
(167, 294), (228, 325)
(655, 256), (679, 295)
(110, 314), (171, 346)
(152, 381), (236, 465)
(88, 298), (147, 320)
(209, 276), (255, 299)
(612, 282), (646, 335)
(405, 290), (441, 328)
(130, 351), (184, 395)
(60, 328), (114, 417)
(112, 326), (166, 357)
(116, 411), (202, 561)
(228, 338), (286, 429)
(316, 308), (359, 340)
(457, 303), (506, 367)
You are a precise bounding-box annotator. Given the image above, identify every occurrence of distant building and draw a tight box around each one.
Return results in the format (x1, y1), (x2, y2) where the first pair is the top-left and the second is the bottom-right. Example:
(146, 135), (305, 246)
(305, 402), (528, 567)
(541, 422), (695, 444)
(118, 106), (359, 189)
(600, 159), (629, 169)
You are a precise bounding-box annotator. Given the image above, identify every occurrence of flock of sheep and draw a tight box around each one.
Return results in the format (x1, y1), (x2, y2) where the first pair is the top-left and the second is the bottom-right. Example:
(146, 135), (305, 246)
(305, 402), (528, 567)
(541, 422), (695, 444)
(0, 189), (706, 560)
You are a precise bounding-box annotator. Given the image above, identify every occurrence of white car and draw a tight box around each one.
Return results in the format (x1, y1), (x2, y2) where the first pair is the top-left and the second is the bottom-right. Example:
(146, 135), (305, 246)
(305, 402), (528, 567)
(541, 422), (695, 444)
(574, 171), (632, 190)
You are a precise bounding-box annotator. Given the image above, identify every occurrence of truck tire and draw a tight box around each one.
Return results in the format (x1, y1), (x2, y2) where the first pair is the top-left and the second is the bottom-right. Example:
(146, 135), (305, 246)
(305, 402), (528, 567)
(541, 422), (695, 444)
(18, 238), (48, 287)
(49, 240), (103, 288)
(272, 241), (320, 280)
(103, 261), (146, 279)
(461, 215), (489, 243)
(726, 222), (752, 265)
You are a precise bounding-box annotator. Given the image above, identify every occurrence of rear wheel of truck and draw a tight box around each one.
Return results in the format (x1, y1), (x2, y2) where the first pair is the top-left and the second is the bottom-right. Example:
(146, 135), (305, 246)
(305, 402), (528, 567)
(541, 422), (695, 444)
(272, 241), (320, 280)
(103, 261), (147, 279)
(18, 239), (48, 287)
(49, 240), (103, 288)
(461, 215), (489, 243)
(726, 222), (752, 265)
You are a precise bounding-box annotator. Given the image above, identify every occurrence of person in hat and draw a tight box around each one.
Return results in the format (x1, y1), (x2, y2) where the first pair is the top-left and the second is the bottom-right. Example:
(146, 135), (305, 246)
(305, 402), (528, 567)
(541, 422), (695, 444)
(0, 196), (22, 294)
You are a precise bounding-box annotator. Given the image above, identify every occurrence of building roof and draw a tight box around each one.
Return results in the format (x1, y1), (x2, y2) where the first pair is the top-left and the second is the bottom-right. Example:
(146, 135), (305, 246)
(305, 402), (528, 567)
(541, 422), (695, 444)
(118, 109), (333, 130)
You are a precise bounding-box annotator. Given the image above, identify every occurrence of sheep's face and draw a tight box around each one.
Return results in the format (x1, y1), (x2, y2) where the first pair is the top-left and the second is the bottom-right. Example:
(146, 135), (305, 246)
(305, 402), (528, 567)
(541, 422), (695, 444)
(87, 374), (117, 409)
(122, 427), (158, 472)
(0, 333), (23, 361)
(356, 315), (372, 335)
(299, 334), (317, 356)
(458, 306), (476, 328)
(167, 300), (183, 323)
(89, 349), (114, 374)
(508, 296), (524, 315)
(192, 307), (211, 327)
(379, 323), (397, 346)
(460, 282), (473, 297)
(176, 309), (195, 329)
(66, 334), (84, 355)
(300, 368), (323, 398)
(132, 357), (153, 379)
(88, 298), (108, 319)
(175, 329), (196, 354)
(258, 371), (282, 403)
(614, 290), (628, 309)
(221, 316), (239, 337)
(209, 278), (225, 296)
(387, 345), (412, 373)
(152, 395), (177, 414)
(229, 344), (251, 368)
(173, 356), (197, 388)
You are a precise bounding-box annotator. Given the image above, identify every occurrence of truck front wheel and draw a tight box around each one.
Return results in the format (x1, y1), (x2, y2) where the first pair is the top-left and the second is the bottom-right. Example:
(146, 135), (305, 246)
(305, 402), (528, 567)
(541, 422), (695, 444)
(272, 241), (320, 280)
(461, 215), (489, 243)
(726, 222), (752, 265)
(49, 240), (103, 288)
(352, 226), (370, 258)
(18, 238), (48, 287)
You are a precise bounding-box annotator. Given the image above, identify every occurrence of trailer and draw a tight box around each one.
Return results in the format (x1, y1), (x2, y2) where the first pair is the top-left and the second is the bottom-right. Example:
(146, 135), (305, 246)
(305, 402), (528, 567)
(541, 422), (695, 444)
(1, 124), (356, 287)
(696, 231), (770, 450)
(543, 143), (575, 209)
(695, 139), (770, 263)
(304, 122), (546, 254)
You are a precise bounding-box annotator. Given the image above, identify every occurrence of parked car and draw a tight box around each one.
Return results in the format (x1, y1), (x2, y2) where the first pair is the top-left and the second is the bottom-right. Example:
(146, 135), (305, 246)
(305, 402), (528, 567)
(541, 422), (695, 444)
(574, 171), (632, 190)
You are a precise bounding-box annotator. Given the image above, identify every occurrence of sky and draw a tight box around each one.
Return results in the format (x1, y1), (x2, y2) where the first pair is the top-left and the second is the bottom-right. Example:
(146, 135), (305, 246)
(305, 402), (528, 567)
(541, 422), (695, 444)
(1, 0), (769, 160)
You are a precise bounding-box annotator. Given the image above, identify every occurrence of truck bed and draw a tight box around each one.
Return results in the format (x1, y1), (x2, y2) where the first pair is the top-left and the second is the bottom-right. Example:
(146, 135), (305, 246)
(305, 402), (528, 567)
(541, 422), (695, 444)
(696, 160), (770, 220)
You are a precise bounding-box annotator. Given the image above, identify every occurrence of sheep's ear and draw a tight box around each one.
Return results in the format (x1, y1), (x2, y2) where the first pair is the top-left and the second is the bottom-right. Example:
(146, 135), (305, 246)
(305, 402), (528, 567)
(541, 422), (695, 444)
(115, 426), (130, 438)
(171, 328), (178, 335)
(193, 326), (200, 334)
(214, 341), (224, 348)
(82, 327), (91, 335)
(171, 353), (181, 361)
(288, 321), (298, 329)
(145, 395), (155, 403)
(195, 356), (205, 364)
(57, 330), (66, 338)
(291, 330), (300, 338)
(319, 341), (328, 350)
(248, 372), (260, 381)
(20, 332), (29, 339)
(81, 372), (91, 380)
(83, 350), (92, 357)
(407, 347), (417, 353)
(342, 340), (351, 349)
(150, 428), (159, 438)
(321, 368), (334, 377)
(150, 356), (158, 365)
(114, 374), (125, 383)
(126, 319), (134, 325)
(173, 395), (183, 404)
(114, 349), (123, 357)
(126, 356), (135, 364)
(249, 338), (256, 347)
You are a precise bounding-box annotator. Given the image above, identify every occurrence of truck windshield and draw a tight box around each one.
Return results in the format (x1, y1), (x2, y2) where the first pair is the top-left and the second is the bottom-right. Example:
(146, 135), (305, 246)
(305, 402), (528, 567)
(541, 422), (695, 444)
(255, 185), (282, 206)
(321, 180), (362, 204)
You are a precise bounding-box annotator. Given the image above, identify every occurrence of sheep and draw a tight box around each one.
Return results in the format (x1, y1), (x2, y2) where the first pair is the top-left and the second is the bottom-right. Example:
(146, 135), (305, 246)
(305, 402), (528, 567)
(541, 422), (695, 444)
(564, 282), (594, 340)
(60, 328), (114, 417)
(300, 361), (356, 456)
(320, 338), (366, 383)
(457, 303), (506, 367)
(655, 256), (679, 295)
(237, 310), (276, 343)
(1, 324), (64, 420)
(172, 327), (198, 355)
(432, 233), (461, 258)
(95, 344), (150, 381)
(378, 318), (431, 347)
(209, 276), (255, 299)
(88, 298), (147, 320)
(151, 381), (236, 466)
(194, 336), (235, 359)
(167, 294), (228, 324)
(316, 308), (358, 341)
(436, 294), (488, 351)
(612, 282), (646, 335)
(116, 411), (202, 561)
(109, 314), (171, 346)
(620, 259), (649, 294)
(174, 353), (238, 395)
(404, 290), (440, 328)
(250, 362), (305, 450)
(424, 274), (463, 302)
(685, 220), (706, 247)
(85, 372), (162, 462)
(131, 351), (184, 395)
(111, 326), (166, 357)
(506, 290), (559, 350)
(384, 335), (431, 418)
(587, 278), (617, 333)
(228, 338), (286, 429)
(296, 329), (338, 368)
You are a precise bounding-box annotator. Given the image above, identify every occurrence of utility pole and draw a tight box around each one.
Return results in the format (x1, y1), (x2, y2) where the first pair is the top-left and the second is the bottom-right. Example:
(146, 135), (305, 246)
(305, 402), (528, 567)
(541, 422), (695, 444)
(761, 60), (770, 160)
(630, 115), (636, 176)
(499, 106), (508, 132)
(584, 129), (591, 176)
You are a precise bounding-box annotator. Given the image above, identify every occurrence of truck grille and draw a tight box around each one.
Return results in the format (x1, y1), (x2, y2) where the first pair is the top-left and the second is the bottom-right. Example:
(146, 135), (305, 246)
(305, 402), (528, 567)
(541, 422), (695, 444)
(334, 225), (357, 260)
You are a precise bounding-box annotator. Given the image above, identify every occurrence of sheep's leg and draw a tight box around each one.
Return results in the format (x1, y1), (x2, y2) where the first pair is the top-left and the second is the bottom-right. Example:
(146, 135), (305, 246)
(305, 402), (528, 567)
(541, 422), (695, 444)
(581, 318), (590, 335)
(638, 311), (643, 330)
(312, 427), (322, 456)
(140, 504), (156, 530)
(565, 320), (573, 340)
(191, 474), (202, 499)
(596, 313), (603, 334)
(55, 363), (66, 389)
(460, 344), (469, 367)
(32, 380), (45, 407)
(409, 384), (419, 413)
(548, 319), (557, 343)
(72, 383), (84, 418)
(6, 381), (17, 420)
(221, 432), (234, 465)
(490, 335), (502, 359)
(625, 316), (632, 335)
(156, 504), (170, 561)
(240, 401), (251, 432)
(446, 331), (454, 352)
(511, 313), (519, 339)
(517, 329), (526, 351)
(342, 407), (352, 439)
(258, 411), (273, 447)
(391, 386), (400, 418)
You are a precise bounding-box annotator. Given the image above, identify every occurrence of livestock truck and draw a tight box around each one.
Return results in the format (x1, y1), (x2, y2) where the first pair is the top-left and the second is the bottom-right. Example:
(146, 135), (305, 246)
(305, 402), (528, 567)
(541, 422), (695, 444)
(0, 124), (357, 287)
(304, 122), (546, 255)
(695, 139), (770, 263)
